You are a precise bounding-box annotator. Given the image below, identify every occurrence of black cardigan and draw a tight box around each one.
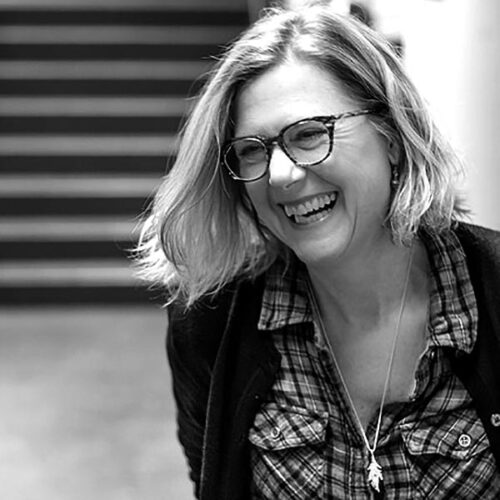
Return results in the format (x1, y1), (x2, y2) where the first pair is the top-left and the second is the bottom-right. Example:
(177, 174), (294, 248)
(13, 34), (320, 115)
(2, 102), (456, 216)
(167, 222), (500, 500)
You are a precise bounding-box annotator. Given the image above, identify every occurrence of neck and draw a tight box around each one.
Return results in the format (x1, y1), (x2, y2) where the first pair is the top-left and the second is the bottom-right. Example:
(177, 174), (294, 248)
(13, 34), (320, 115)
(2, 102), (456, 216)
(307, 237), (426, 334)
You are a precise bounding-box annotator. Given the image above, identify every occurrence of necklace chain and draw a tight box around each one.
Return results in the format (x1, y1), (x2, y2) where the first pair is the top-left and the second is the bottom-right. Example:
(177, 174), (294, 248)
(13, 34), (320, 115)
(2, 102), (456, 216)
(307, 244), (414, 493)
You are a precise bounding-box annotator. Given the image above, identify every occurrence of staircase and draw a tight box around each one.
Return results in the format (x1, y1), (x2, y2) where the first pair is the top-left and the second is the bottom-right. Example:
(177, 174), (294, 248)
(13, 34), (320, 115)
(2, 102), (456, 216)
(0, 0), (248, 304)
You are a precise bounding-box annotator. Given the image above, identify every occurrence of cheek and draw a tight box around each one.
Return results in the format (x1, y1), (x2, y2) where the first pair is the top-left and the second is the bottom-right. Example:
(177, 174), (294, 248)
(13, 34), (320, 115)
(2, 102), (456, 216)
(355, 169), (391, 202)
(347, 141), (392, 194)
(356, 175), (393, 224)
(244, 183), (282, 232)
(244, 183), (268, 213)
(334, 155), (391, 219)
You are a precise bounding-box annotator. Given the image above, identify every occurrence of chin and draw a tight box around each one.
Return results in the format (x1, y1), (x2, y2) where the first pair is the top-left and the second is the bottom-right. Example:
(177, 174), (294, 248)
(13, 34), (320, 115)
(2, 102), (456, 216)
(291, 243), (340, 267)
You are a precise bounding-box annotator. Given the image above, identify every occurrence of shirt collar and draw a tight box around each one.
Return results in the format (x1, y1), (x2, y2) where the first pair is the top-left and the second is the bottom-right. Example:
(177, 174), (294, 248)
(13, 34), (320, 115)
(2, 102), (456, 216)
(258, 257), (312, 331)
(258, 229), (478, 354)
(422, 229), (478, 354)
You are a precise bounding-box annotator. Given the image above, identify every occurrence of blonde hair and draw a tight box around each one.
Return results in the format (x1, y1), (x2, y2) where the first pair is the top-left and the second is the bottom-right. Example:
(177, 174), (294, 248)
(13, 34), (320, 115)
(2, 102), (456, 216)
(136, 5), (467, 307)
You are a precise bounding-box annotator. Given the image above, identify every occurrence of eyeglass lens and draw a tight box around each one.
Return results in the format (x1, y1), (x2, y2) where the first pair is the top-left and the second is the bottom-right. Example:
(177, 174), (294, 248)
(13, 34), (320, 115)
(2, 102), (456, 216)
(225, 119), (331, 180)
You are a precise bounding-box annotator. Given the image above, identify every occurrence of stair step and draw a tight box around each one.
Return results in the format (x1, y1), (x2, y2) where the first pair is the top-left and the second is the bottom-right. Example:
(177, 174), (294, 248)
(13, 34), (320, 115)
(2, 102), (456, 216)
(0, 259), (138, 287)
(0, 257), (156, 303)
(0, 0), (245, 10)
(0, 0), (240, 302)
(0, 174), (159, 197)
(0, 135), (176, 155)
(0, 43), (226, 61)
(0, 240), (132, 260)
(0, 8), (248, 27)
(0, 96), (188, 115)
(0, 95), (188, 132)
(0, 78), (204, 96)
(0, 197), (150, 216)
(0, 216), (138, 240)
(0, 216), (141, 259)
(0, 155), (169, 174)
(0, 25), (242, 44)
(0, 60), (210, 79)
(0, 116), (181, 133)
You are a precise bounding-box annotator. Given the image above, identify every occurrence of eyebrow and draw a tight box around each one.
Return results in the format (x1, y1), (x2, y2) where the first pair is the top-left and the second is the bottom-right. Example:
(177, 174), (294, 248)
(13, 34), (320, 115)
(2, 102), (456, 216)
(232, 115), (327, 141)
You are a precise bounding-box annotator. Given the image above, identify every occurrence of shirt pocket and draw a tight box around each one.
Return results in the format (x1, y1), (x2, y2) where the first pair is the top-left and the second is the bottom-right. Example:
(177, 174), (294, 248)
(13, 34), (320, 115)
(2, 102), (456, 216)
(400, 409), (495, 498)
(249, 403), (328, 500)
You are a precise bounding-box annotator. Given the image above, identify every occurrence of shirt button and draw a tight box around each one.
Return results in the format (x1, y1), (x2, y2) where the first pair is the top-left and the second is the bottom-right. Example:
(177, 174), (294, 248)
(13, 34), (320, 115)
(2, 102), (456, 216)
(458, 434), (472, 448)
(270, 427), (281, 439)
(320, 349), (331, 362)
(491, 413), (500, 427)
(313, 421), (323, 433)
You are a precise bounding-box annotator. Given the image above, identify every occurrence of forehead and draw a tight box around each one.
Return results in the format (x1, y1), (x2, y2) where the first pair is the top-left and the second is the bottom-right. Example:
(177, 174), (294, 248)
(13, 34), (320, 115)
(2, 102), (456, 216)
(233, 60), (355, 137)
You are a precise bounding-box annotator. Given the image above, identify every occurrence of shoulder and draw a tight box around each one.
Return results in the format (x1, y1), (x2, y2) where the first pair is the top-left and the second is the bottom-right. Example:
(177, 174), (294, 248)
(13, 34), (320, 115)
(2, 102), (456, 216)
(454, 222), (500, 277)
(166, 275), (266, 367)
(167, 284), (236, 368)
(453, 221), (500, 328)
(454, 221), (500, 255)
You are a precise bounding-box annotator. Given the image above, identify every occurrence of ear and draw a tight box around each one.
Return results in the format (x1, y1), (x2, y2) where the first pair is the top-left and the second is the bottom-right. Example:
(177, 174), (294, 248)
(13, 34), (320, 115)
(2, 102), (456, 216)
(388, 138), (401, 165)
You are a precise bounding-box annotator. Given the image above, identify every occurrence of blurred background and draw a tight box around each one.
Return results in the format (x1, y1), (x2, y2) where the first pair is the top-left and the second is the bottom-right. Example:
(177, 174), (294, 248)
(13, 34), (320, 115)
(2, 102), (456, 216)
(0, 0), (498, 498)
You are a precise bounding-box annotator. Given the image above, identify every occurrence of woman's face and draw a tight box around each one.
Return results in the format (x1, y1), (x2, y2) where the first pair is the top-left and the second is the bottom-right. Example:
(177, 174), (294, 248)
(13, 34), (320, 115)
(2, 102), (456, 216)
(233, 60), (396, 267)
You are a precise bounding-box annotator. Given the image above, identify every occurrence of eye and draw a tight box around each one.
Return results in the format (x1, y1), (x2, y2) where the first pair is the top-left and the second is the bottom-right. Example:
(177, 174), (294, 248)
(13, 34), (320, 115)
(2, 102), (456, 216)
(286, 121), (329, 150)
(233, 139), (265, 163)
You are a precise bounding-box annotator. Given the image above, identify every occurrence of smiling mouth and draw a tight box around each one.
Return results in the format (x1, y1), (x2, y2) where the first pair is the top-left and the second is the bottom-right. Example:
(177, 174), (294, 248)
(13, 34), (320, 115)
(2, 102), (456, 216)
(282, 193), (337, 225)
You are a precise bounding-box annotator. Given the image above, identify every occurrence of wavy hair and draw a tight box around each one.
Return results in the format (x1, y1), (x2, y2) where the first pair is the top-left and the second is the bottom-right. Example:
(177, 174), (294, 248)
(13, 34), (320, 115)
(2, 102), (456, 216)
(136, 5), (467, 307)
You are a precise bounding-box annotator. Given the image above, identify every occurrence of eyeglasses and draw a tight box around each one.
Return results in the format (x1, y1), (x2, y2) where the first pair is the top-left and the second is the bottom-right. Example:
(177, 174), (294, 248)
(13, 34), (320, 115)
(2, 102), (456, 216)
(222, 108), (374, 182)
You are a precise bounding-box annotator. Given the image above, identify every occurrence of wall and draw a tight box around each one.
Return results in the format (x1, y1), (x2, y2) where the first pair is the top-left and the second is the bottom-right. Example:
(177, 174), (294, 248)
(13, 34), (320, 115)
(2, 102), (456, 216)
(402, 0), (500, 230)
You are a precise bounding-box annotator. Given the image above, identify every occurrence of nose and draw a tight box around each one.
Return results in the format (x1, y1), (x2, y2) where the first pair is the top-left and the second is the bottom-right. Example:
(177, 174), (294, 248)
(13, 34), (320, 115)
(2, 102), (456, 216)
(267, 144), (306, 189)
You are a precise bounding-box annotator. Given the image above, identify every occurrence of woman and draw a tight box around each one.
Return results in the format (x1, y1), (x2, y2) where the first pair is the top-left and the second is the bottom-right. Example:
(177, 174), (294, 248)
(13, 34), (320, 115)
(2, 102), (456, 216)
(137, 5), (500, 499)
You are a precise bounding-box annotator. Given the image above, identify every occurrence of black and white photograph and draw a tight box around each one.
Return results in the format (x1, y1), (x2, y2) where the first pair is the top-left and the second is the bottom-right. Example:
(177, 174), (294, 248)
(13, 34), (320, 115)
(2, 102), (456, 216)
(1, 0), (499, 498)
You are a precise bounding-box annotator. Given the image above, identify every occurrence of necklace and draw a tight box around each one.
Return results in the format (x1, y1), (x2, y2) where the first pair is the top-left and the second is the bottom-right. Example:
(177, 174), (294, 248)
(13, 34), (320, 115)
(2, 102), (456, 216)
(307, 244), (414, 494)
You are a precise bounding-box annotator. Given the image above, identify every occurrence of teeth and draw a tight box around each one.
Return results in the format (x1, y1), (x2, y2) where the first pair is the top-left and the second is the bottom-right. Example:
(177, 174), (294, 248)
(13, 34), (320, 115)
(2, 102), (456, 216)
(283, 193), (337, 218)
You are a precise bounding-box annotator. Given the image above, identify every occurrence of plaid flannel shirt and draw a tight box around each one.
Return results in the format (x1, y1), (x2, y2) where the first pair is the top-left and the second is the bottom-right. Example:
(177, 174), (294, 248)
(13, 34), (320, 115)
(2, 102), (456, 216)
(249, 231), (500, 499)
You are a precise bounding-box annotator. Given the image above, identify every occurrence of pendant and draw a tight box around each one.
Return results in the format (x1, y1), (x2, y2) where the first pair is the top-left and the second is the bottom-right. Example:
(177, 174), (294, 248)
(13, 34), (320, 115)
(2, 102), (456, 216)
(367, 452), (383, 493)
